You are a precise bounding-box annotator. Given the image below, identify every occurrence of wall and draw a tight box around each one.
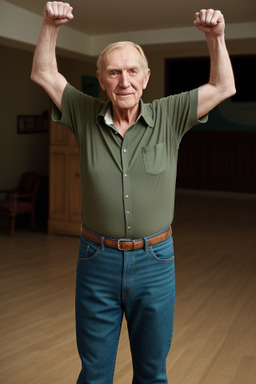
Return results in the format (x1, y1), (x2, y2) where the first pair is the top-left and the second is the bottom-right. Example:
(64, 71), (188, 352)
(0, 45), (48, 190)
(0, 44), (96, 191)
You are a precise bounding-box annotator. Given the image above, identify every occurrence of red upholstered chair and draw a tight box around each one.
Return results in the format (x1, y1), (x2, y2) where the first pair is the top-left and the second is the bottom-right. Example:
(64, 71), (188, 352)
(0, 172), (42, 236)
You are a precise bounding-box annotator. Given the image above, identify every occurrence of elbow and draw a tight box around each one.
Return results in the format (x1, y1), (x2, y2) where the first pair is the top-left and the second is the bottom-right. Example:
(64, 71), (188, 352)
(225, 76), (237, 98)
(30, 72), (36, 84)
(30, 70), (42, 86)
(221, 84), (236, 102)
(232, 86), (237, 97)
(30, 66), (48, 88)
(228, 84), (236, 98)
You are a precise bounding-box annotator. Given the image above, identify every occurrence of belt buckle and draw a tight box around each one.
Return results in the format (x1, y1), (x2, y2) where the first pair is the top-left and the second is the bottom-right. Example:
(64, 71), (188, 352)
(117, 238), (133, 250)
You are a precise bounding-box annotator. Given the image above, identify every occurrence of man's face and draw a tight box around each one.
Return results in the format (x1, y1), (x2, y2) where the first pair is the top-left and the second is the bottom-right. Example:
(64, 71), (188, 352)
(96, 46), (150, 113)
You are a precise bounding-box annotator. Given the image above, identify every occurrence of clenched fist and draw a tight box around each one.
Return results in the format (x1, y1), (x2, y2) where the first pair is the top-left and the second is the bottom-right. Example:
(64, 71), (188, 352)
(194, 9), (225, 36)
(44, 1), (74, 26)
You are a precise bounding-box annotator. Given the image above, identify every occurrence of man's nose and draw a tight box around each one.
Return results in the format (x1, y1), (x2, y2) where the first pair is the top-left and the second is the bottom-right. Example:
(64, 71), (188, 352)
(119, 71), (130, 87)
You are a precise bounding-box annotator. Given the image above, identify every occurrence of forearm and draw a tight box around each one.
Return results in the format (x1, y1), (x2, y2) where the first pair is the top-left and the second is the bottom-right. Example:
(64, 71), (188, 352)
(31, 23), (60, 86)
(31, 22), (67, 110)
(197, 35), (236, 117)
(206, 33), (236, 97)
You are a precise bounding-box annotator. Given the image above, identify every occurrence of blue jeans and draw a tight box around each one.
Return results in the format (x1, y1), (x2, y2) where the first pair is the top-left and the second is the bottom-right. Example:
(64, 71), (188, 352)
(75, 226), (175, 384)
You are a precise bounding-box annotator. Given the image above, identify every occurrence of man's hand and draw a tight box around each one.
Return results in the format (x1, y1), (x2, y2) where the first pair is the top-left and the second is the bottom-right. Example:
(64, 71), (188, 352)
(44, 1), (74, 27)
(194, 9), (225, 36)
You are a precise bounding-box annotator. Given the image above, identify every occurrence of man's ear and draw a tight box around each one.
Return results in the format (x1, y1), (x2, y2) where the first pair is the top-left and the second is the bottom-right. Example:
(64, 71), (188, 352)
(143, 69), (151, 90)
(96, 71), (106, 91)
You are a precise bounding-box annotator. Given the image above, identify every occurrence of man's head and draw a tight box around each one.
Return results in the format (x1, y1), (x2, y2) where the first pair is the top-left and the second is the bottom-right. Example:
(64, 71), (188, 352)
(97, 41), (149, 74)
(96, 41), (151, 113)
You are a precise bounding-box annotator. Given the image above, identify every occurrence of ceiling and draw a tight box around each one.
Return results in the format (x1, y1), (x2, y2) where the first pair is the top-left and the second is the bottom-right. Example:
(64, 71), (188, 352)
(5, 0), (256, 36)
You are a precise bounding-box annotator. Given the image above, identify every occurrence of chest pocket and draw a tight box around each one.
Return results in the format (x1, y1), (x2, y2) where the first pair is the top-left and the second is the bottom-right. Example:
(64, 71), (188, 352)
(141, 143), (166, 175)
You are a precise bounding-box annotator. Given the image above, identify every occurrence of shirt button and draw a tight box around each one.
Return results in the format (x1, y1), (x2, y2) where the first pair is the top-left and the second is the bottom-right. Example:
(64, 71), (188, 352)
(127, 226), (131, 230)
(114, 131), (118, 135)
(125, 194), (129, 199)
(127, 210), (130, 214)
(123, 148), (127, 153)
(124, 174), (128, 178)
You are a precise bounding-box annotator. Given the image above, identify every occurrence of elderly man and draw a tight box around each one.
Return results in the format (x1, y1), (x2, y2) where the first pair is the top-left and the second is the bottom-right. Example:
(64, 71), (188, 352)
(31, 2), (235, 383)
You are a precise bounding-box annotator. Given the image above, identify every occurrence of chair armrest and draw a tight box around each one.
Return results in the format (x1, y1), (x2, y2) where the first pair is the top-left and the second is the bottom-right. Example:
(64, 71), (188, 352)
(10, 193), (34, 211)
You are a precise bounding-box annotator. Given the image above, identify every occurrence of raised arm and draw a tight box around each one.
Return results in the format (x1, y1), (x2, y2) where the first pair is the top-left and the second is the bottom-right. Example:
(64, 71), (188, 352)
(194, 9), (236, 119)
(30, 2), (74, 111)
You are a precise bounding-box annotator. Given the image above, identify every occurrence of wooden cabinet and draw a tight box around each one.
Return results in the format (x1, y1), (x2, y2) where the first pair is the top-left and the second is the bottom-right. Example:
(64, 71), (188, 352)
(48, 121), (81, 236)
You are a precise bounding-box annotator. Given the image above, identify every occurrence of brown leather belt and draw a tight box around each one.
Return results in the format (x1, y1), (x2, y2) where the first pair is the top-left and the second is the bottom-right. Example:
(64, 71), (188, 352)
(80, 226), (172, 251)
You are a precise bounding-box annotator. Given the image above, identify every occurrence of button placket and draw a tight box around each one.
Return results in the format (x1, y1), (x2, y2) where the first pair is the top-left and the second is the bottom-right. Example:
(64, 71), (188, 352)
(121, 140), (132, 236)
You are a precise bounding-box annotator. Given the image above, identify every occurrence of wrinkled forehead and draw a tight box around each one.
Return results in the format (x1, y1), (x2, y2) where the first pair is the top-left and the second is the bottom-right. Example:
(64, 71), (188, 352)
(101, 46), (147, 72)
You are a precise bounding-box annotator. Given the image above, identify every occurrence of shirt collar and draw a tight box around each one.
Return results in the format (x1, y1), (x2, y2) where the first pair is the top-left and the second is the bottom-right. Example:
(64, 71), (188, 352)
(97, 99), (155, 128)
(104, 107), (115, 128)
(137, 99), (154, 128)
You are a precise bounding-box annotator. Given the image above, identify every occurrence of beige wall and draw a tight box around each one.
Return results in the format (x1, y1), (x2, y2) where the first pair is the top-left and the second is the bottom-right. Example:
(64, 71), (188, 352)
(0, 44), (96, 190)
(1, 38), (255, 190)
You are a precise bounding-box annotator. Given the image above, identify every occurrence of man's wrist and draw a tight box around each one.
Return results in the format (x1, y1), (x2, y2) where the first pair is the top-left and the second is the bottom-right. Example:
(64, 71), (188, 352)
(42, 18), (61, 32)
(40, 21), (60, 41)
(205, 32), (226, 46)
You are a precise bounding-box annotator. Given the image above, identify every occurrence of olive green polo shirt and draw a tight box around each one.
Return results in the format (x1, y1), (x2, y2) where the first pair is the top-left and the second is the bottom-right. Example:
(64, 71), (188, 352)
(52, 83), (207, 238)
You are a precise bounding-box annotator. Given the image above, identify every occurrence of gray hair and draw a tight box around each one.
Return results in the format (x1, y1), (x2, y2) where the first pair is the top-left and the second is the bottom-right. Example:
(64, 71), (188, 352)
(97, 41), (149, 73)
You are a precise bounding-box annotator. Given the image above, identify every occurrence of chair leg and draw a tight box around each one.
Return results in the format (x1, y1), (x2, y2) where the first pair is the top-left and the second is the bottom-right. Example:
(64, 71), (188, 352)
(10, 217), (15, 236)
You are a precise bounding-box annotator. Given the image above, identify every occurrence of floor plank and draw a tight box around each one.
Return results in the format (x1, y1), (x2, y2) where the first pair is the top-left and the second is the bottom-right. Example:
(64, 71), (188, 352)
(0, 193), (256, 383)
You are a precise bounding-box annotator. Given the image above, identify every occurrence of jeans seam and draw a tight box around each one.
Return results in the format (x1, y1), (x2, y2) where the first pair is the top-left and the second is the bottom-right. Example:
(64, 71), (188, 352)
(78, 242), (101, 262)
(149, 246), (174, 263)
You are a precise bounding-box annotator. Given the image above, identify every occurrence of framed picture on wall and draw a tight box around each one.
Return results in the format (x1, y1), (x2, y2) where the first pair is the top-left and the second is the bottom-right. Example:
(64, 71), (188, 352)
(17, 111), (49, 134)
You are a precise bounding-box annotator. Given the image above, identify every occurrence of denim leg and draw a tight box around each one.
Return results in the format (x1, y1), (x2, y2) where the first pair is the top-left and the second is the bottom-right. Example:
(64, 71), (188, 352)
(124, 235), (175, 384)
(75, 234), (124, 384)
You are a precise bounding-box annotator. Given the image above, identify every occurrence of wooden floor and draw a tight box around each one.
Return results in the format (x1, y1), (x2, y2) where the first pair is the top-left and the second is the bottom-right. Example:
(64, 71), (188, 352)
(1, 193), (256, 384)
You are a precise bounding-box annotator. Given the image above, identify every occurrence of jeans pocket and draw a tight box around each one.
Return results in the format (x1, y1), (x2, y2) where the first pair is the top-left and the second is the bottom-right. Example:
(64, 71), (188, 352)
(78, 236), (101, 262)
(149, 236), (174, 263)
(141, 142), (166, 175)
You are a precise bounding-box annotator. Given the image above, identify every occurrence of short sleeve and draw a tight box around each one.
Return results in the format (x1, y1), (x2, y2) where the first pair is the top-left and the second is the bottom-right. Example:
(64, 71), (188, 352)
(51, 83), (101, 136)
(161, 88), (208, 141)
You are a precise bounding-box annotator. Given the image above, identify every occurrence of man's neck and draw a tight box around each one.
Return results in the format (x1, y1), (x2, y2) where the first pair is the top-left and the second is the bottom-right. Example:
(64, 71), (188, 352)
(112, 105), (139, 137)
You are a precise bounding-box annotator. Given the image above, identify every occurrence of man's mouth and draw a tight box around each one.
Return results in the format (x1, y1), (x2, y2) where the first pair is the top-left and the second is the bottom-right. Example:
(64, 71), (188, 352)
(117, 93), (133, 97)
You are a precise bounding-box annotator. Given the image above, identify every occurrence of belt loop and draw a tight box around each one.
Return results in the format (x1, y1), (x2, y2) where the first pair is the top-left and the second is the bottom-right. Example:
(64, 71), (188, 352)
(144, 236), (149, 251)
(100, 236), (105, 251)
